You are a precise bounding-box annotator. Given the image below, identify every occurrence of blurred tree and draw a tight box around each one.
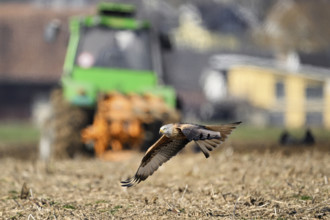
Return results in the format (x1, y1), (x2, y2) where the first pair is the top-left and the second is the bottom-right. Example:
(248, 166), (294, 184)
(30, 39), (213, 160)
(259, 0), (330, 54)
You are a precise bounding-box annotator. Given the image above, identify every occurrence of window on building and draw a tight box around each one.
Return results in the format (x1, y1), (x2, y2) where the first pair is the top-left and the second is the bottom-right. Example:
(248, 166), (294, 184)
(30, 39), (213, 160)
(275, 81), (285, 100)
(305, 112), (323, 126)
(305, 83), (323, 100)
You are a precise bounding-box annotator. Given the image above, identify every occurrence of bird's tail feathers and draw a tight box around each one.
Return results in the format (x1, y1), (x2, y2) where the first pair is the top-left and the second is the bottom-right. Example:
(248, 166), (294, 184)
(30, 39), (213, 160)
(206, 121), (241, 142)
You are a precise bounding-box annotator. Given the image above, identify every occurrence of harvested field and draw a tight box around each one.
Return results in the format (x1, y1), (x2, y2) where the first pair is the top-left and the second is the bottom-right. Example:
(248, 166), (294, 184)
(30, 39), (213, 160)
(0, 143), (329, 219)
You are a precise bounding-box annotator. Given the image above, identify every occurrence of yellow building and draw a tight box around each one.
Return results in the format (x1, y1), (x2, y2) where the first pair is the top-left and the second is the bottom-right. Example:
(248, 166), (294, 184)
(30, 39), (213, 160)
(209, 55), (330, 129)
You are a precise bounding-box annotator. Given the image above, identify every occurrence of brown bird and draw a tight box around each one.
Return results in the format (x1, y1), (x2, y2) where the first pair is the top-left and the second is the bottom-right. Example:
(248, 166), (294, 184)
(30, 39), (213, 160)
(121, 121), (241, 187)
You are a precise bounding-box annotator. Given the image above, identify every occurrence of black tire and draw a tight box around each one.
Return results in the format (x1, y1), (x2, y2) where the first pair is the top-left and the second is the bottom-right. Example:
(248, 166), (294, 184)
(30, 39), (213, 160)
(48, 88), (89, 159)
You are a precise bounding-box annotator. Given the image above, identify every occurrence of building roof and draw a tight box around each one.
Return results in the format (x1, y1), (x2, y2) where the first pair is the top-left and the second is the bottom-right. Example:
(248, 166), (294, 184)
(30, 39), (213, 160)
(210, 54), (330, 82)
(0, 4), (91, 83)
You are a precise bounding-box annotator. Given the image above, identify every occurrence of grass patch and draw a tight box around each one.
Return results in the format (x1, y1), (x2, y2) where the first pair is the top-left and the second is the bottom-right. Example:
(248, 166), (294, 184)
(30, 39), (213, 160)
(95, 200), (108, 204)
(230, 125), (330, 142)
(0, 121), (39, 144)
(110, 205), (123, 215)
(300, 195), (312, 200)
(230, 125), (283, 142)
(8, 190), (18, 199)
(293, 194), (313, 201)
(49, 200), (58, 206)
(63, 204), (76, 210)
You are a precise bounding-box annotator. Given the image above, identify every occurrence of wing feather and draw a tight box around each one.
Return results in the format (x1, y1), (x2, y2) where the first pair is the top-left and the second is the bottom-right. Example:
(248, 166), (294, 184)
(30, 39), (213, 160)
(184, 122), (241, 158)
(195, 141), (210, 158)
(121, 135), (189, 187)
(180, 124), (221, 141)
(200, 140), (214, 151)
(205, 139), (222, 147)
(205, 121), (241, 142)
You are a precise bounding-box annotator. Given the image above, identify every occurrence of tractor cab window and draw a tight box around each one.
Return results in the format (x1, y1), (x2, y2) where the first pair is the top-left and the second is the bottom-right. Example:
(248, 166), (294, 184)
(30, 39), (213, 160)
(76, 26), (152, 71)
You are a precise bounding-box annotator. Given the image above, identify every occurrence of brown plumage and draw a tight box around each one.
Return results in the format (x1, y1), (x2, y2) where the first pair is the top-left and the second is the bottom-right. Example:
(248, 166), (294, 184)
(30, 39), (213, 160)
(121, 121), (241, 187)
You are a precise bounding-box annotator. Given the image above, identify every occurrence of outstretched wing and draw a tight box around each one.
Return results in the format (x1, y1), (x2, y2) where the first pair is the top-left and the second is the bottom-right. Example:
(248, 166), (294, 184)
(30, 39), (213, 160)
(180, 124), (221, 141)
(205, 121), (242, 142)
(180, 122), (241, 158)
(121, 135), (189, 187)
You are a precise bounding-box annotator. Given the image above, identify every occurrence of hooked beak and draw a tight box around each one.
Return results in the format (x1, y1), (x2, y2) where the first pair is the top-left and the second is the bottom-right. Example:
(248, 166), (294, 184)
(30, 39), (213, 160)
(159, 127), (164, 135)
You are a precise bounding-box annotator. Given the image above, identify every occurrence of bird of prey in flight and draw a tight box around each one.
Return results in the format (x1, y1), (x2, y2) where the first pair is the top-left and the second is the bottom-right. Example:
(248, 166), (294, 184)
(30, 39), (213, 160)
(121, 122), (241, 187)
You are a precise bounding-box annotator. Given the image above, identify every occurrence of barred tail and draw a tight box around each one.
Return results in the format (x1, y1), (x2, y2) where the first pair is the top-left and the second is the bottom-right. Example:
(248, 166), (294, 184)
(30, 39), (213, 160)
(206, 121), (241, 142)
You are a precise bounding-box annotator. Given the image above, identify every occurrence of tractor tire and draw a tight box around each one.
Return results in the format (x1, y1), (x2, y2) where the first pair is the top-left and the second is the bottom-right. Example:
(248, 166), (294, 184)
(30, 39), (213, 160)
(42, 88), (90, 159)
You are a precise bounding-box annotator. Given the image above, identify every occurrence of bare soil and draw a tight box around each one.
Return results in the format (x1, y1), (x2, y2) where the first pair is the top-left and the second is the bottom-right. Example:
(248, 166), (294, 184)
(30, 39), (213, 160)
(0, 143), (329, 219)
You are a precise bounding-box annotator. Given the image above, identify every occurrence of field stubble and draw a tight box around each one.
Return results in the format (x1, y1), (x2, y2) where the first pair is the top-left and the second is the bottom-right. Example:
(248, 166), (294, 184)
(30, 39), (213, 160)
(0, 142), (329, 219)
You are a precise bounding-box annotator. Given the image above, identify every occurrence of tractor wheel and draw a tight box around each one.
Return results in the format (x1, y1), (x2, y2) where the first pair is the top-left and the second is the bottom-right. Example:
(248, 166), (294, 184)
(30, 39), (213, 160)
(40, 88), (90, 159)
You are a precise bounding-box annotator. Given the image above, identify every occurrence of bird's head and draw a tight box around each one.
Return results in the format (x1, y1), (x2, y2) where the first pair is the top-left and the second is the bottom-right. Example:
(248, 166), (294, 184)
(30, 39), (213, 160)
(159, 124), (173, 137)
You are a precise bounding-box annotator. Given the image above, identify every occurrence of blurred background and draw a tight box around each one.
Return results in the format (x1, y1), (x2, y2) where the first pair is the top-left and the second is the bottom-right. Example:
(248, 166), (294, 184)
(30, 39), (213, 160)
(1, 0), (330, 159)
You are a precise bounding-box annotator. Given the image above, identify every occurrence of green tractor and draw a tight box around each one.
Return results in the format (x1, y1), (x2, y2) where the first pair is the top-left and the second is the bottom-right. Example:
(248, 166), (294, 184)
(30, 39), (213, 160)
(40, 2), (179, 160)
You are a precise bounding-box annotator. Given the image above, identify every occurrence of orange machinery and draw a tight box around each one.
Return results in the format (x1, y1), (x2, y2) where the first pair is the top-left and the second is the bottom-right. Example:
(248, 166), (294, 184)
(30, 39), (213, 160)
(81, 92), (180, 158)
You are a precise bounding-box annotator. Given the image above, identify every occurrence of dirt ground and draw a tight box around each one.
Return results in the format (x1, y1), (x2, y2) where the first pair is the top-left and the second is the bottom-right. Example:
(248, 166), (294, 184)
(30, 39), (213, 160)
(0, 143), (329, 219)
